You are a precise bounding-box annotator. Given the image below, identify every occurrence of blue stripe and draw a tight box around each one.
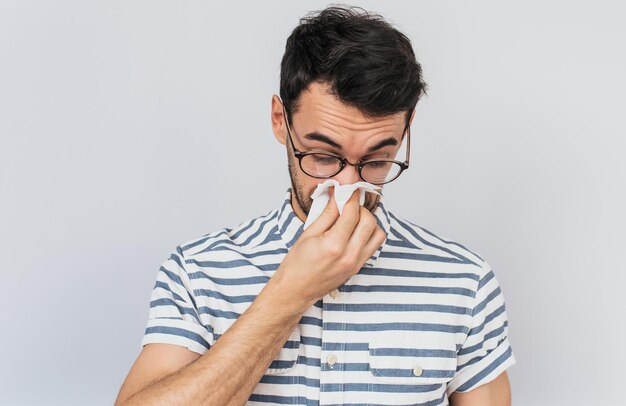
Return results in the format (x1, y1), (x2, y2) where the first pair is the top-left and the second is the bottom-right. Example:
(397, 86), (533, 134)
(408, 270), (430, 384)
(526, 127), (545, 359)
(478, 269), (495, 290)
(323, 362), (368, 371)
(468, 304), (506, 336)
(387, 226), (414, 247)
(300, 316), (323, 327)
(192, 288), (257, 304)
(280, 211), (298, 235)
(371, 347), (456, 358)
(230, 216), (262, 241)
(253, 225), (283, 247)
(455, 346), (513, 392)
(197, 306), (240, 319)
(187, 273), (270, 285)
(371, 368), (454, 379)
(268, 359), (297, 369)
(458, 324), (508, 356)
(154, 281), (185, 302)
(343, 284), (475, 297)
(321, 382), (443, 393)
(301, 335), (322, 347)
(260, 375), (319, 387)
(358, 267), (479, 281)
(472, 286), (502, 316)
(386, 238), (418, 248)
(144, 326), (210, 350)
(323, 342), (368, 351)
(323, 322), (469, 334)
(379, 251), (467, 264)
(159, 267), (184, 287)
(194, 238), (240, 254)
(324, 302), (471, 315)
(248, 394), (289, 404)
(169, 252), (184, 269)
(187, 258), (274, 270)
(150, 298), (200, 322)
(181, 230), (229, 252)
(286, 226), (304, 248)
(248, 394), (316, 406)
(317, 362), (454, 375)
(297, 355), (321, 367)
(211, 245), (289, 259)
(457, 328), (509, 371)
(239, 211), (279, 246)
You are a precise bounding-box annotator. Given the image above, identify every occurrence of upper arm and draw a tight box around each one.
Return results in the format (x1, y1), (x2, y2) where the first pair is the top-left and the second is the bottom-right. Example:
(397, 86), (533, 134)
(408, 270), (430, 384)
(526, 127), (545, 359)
(115, 343), (201, 405)
(449, 371), (511, 406)
(446, 260), (516, 395)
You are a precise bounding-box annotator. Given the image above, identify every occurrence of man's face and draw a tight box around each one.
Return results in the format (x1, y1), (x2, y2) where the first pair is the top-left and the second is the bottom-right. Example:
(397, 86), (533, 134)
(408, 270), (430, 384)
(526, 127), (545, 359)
(271, 81), (412, 222)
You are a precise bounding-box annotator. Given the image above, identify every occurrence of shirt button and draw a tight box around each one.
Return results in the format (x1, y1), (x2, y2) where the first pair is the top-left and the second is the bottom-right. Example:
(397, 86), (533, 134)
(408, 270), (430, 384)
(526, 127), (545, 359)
(413, 365), (423, 376)
(326, 354), (337, 368)
(329, 289), (339, 299)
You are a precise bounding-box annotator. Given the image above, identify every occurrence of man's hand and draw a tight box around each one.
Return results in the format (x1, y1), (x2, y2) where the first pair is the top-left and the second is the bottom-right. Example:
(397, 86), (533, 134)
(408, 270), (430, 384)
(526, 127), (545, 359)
(449, 371), (512, 406)
(271, 186), (387, 311)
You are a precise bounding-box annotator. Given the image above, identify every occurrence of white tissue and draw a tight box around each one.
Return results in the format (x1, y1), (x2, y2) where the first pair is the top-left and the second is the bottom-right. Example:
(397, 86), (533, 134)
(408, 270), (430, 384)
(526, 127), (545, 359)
(302, 179), (382, 230)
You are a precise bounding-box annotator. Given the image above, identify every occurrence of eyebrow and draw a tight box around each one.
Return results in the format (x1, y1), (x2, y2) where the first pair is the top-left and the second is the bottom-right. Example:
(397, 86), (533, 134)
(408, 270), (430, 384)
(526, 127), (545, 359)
(303, 131), (398, 153)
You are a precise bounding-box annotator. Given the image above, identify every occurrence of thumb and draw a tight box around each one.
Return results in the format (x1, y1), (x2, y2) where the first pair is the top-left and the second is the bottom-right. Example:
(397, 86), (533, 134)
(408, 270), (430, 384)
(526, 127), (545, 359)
(303, 186), (338, 235)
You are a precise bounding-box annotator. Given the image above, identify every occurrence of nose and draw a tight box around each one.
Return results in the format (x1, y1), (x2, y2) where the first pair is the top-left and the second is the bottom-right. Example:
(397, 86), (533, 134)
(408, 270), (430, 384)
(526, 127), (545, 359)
(332, 161), (362, 185)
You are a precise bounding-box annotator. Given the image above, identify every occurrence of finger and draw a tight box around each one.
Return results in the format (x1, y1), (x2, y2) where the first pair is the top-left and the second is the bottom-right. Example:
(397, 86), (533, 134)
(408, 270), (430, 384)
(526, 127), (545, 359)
(358, 224), (386, 264)
(345, 207), (378, 254)
(328, 189), (361, 242)
(304, 186), (339, 235)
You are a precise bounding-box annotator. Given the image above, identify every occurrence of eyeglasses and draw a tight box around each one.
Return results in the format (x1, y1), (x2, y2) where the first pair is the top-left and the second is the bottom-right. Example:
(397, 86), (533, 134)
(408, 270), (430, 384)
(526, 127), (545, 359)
(281, 103), (410, 185)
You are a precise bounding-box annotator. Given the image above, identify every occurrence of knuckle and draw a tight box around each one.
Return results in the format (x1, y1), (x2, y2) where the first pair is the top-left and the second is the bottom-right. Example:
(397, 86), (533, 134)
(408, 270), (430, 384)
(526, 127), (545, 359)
(359, 206), (372, 217)
(360, 212), (376, 228)
(323, 239), (343, 257)
(337, 255), (357, 271)
(376, 227), (387, 242)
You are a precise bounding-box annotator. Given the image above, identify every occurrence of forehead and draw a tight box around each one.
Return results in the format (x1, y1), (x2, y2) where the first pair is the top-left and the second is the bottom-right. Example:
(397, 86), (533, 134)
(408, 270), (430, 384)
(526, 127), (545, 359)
(293, 81), (406, 133)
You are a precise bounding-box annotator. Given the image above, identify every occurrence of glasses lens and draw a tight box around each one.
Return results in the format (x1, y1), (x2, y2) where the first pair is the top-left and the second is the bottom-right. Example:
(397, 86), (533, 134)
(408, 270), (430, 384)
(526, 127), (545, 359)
(361, 161), (403, 184)
(301, 153), (343, 177)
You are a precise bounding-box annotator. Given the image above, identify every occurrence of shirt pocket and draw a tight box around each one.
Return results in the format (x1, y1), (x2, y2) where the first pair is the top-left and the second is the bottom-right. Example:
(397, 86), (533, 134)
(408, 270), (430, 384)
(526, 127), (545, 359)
(368, 332), (458, 384)
(264, 326), (302, 375)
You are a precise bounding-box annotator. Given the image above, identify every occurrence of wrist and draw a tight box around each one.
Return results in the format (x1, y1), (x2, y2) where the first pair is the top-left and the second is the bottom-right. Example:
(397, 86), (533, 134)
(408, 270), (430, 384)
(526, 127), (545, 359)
(260, 273), (315, 318)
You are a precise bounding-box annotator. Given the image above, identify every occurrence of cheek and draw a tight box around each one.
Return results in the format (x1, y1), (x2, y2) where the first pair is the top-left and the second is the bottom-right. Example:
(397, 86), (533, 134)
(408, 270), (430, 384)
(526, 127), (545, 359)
(305, 182), (321, 199)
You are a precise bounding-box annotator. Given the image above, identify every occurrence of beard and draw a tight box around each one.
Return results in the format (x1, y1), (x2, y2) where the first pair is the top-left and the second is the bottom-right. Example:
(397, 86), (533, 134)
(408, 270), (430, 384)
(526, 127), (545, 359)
(286, 148), (381, 217)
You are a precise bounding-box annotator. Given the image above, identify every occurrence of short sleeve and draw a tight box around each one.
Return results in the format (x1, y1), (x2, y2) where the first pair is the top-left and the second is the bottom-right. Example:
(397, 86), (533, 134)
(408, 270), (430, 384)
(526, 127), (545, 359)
(140, 246), (214, 355)
(446, 259), (516, 395)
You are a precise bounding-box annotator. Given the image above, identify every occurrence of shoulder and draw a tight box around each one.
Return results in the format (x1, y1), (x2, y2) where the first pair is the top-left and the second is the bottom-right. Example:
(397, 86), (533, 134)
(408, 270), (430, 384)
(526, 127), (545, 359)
(174, 208), (281, 261)
(385, 209), (490, 279)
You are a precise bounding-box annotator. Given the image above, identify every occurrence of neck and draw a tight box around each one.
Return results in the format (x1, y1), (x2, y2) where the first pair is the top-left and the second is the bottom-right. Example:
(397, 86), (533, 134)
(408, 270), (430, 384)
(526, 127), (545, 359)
(290, 190), (308, 223)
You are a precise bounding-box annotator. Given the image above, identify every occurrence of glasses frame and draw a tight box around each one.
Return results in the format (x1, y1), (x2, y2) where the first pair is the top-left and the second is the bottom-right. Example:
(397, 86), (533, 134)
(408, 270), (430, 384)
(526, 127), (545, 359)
(281, 103), (411, 185)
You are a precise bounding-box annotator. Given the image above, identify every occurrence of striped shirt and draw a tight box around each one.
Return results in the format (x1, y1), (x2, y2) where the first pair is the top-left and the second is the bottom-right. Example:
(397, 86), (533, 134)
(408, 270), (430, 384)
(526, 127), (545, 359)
(142, 187), (516, 405)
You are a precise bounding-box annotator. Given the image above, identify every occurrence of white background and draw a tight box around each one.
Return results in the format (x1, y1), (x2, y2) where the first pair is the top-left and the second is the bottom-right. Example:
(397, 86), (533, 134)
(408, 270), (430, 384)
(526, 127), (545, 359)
(1, 1), (624, 405)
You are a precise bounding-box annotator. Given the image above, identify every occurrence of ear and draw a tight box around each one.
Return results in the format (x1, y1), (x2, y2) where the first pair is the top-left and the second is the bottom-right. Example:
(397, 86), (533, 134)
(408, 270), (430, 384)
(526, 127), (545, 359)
(271, 94), (286, 145)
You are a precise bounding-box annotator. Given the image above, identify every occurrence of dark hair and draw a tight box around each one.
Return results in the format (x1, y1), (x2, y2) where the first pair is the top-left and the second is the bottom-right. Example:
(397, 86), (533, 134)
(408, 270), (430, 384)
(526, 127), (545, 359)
(280, 5), (427, 128)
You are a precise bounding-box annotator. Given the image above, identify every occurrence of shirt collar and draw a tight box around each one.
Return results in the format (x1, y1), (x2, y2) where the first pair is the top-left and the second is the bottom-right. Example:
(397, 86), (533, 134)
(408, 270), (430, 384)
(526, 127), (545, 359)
(276, 187), (391, 268)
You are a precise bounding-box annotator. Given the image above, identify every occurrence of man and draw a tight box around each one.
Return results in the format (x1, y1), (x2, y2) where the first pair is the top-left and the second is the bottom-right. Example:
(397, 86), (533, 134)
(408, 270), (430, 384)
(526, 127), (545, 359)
(116, 5), (515, 405)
